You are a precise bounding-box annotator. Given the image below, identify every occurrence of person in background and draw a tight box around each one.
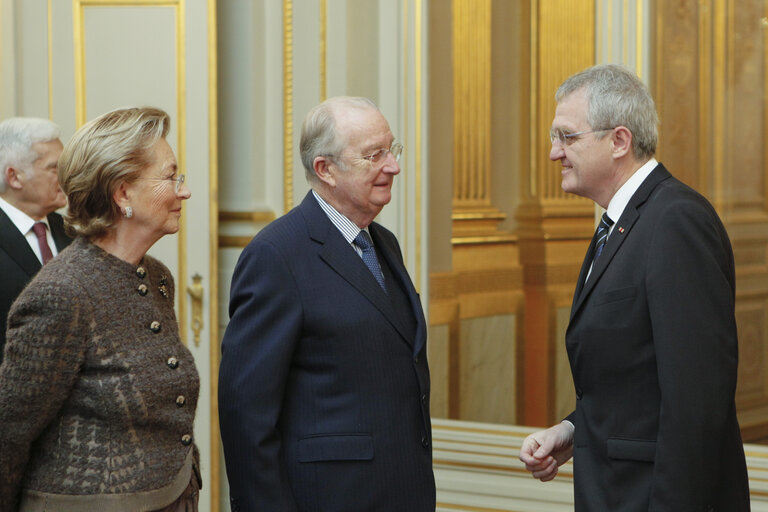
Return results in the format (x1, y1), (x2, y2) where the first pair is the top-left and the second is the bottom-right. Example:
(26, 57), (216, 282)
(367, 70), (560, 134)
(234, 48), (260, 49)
(0, 107), (200, 512)
(0, 117), (71, 363)
(219, 96), (435, 511)
(519, 64), (750, 511)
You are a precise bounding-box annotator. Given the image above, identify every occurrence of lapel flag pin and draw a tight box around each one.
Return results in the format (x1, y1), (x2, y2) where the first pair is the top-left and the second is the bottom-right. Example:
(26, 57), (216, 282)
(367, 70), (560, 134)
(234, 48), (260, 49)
(618, 227), (625, 233)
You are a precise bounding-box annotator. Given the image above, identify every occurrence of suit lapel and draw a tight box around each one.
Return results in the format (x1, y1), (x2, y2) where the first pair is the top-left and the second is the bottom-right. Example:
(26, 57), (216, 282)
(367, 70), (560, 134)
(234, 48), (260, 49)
(570, 164), (672, 321)
(299, 193), (413, 346)
(0, 207), (41, 277)
(370, 224), (427, 353)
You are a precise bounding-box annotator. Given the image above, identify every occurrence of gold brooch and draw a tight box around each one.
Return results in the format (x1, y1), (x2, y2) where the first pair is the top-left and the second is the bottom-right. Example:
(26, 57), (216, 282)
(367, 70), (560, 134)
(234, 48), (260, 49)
(159, 274), (169, 298)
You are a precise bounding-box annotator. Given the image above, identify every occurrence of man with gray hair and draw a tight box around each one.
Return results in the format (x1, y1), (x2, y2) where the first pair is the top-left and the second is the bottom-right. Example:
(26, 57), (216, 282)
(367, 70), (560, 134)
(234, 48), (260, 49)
(0, 117), (71, 362)
(519, 65), (750, 510)
(219, 97), (435, 511)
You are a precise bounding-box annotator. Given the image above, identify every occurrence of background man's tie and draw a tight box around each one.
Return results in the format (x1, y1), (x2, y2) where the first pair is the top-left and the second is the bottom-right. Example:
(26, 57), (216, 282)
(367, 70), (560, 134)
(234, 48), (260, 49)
(354, 231), (387, 293)
(593, 212), (614, 263)
(32, 222), (53, 264)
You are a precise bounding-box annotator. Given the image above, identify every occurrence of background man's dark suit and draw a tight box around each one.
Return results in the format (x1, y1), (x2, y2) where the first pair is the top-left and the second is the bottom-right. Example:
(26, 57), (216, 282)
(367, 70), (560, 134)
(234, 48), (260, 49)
(565, 164), (749, 511)
(218, 192), (435, 511)
(0, 209), (71, 361)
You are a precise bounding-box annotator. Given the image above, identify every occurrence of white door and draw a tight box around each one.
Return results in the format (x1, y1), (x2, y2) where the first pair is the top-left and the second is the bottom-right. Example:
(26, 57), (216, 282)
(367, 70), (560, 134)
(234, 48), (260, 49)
(0, 1), (220, 510)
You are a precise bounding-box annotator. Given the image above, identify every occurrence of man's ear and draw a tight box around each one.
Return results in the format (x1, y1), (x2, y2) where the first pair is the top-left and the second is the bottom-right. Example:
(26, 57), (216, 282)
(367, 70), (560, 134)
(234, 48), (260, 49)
(611, 126), (633, 159)
(313, 156), (336, 187)
(5, 166), (25, 190)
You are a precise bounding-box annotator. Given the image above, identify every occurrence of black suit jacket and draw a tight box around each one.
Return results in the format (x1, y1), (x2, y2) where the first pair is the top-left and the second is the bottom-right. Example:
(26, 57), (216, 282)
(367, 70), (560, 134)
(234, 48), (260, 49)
(565, 164), (750, 511)
(0, 208), (71, 362)
(219, 192), (435, 512)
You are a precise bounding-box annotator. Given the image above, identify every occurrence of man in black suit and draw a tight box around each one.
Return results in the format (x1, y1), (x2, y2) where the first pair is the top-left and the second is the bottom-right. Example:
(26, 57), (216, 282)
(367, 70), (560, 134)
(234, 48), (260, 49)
(519, 65), (750, 511)
(219, 97), (435, 511)
(0, 117), (71, 362)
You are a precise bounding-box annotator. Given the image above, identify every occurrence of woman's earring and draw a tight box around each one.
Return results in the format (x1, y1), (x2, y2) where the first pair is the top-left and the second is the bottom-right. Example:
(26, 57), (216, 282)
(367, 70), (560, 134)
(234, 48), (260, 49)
(124, 206), (133, 219)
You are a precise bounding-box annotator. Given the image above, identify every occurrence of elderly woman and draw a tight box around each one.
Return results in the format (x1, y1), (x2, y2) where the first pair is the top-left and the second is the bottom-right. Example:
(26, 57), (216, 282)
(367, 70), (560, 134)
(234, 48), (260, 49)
(0, 107), (198, 511)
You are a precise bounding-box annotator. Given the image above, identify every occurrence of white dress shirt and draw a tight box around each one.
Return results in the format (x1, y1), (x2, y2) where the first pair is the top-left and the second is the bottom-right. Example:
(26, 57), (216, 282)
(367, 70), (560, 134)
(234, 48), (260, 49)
(0, 196), (60, 264)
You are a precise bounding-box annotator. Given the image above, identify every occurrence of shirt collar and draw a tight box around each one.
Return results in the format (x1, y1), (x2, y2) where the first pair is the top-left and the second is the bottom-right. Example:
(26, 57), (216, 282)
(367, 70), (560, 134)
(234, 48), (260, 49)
(606, 157), (658, 224)
(0, 196), (46, 235)
(311, 190), (368, 243)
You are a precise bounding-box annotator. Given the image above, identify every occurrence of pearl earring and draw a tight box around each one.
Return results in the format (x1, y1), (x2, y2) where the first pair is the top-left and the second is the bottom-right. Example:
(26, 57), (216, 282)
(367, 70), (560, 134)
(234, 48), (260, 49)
(125, 206), (133, 219)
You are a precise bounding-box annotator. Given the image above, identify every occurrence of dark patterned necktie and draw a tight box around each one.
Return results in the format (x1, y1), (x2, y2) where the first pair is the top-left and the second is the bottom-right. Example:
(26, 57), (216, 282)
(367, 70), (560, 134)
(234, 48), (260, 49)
(593, 213), (614, 263)
(32, 222), (53, 264)
(354, 231), (387, 293)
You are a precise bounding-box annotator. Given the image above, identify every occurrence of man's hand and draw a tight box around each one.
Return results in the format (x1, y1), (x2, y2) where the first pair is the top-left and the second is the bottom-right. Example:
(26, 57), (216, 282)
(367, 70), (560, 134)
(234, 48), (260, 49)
(518, 421), (575, 482)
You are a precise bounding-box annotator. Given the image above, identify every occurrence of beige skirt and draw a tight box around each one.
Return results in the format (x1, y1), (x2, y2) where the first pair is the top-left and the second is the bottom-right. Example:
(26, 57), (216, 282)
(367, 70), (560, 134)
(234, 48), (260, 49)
(151, 476), (199, 512)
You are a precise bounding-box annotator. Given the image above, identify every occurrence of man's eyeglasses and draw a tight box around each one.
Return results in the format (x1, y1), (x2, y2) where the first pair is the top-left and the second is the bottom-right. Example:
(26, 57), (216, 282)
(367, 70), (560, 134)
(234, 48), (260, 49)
(346, 142), (403, 170)
(549, 128), (614, 147)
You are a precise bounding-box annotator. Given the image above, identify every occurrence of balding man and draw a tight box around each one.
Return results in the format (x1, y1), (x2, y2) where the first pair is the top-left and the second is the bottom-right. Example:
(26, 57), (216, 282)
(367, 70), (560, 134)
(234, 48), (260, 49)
(219, 97), (435, 511)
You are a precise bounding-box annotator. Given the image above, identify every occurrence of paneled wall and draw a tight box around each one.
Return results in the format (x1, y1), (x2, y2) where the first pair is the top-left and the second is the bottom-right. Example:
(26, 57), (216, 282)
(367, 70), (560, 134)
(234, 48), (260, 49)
(428, 0), (596, 426)
(427, 0), (768, 440)
(654, 0), (768, 440)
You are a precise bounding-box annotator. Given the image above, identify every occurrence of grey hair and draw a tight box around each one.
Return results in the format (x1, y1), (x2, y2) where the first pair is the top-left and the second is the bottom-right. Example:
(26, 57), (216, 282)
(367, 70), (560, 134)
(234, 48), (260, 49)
(299, 96), (379, 183)
(0, 117), (61, 193)
(556, 64), (658, 159)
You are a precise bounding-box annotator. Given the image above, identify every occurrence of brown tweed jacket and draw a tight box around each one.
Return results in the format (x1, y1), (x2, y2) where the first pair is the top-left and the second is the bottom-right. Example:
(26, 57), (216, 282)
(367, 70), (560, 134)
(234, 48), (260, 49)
(0, 237), (199, 511)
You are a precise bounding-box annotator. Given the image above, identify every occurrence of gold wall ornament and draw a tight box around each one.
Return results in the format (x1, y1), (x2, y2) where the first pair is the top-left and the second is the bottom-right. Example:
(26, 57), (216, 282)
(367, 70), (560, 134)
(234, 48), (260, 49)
(187, 273), (204, 347)
(450, 0), (511, 241)
(451, 0), (492, 209)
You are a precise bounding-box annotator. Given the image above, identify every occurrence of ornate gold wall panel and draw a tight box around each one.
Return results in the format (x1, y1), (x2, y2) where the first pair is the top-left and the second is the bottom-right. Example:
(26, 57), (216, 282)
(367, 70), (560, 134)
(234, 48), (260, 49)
(428, 0), (596, 427)
(451, 0), (491, 209)
(654, 0), (768, 441)
(517, 0), (596, 427)
(530, 0), (595, 203)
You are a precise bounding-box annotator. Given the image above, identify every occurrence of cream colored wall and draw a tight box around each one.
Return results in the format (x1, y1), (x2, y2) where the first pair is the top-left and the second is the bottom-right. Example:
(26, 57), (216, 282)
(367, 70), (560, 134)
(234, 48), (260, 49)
(1, 1), (220, 510)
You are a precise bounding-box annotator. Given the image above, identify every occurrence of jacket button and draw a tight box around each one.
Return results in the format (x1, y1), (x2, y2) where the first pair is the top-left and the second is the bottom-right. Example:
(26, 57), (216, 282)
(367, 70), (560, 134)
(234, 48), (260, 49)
(413, 355), (419, 364)
(421, 394), (427, 405)
(421, 436), (430, 448)
(136, 266), (147, 278)
(167, 357), (179, 369)
(138, 284), (148, 296)
(176, 395), (186, 407)
(576, 388), (583, 400)
(150, 321), (161, 333)
(181, 434), (193, 446)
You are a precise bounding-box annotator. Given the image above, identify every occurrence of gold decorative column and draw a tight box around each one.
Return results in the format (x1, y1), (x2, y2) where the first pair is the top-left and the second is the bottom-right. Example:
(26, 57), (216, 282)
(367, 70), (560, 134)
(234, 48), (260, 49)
(516, 0), (595, 426)
(435, 0), (523, 424)
(450, 0), (508, 240)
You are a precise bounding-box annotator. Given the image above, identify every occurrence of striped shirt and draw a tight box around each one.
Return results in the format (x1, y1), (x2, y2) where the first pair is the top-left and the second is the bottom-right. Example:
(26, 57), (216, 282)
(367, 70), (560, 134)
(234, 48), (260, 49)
(312, 190), (371, 257)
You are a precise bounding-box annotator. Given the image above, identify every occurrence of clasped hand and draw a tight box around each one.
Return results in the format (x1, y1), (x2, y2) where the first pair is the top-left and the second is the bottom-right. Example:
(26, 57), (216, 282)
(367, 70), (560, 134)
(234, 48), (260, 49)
(518, 421), (575, 482)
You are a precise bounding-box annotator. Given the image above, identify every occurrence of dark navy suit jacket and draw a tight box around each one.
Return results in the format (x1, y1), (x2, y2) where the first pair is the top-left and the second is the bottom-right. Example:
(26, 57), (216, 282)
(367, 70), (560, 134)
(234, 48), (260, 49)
(0, 208), (71, 362)
(565, 164), (750, 511)
(219, 192), (435, 511)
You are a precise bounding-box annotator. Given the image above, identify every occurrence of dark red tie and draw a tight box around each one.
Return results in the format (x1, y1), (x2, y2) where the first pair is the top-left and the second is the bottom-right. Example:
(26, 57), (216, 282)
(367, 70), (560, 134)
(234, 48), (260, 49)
(32, 222), (53, 264)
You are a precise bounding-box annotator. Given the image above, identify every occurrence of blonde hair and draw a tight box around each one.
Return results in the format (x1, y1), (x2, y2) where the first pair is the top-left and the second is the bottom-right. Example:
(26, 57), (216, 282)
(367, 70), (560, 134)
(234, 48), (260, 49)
(59, 107), (170, 239)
